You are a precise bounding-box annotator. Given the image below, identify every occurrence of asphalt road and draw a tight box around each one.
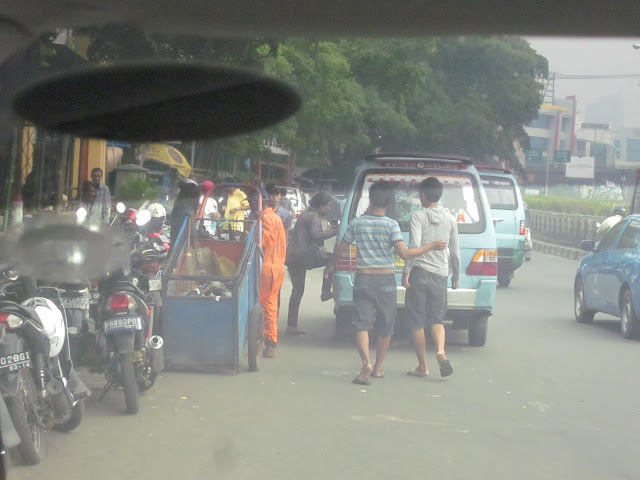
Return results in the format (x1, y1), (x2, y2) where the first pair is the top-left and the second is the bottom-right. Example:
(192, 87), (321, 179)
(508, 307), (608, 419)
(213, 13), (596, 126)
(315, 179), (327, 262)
(8, 253), (640, 480)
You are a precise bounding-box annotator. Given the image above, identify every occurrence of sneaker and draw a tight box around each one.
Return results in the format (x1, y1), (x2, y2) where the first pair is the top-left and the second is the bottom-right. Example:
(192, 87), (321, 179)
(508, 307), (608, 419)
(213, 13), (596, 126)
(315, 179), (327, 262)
(286, 327), (306, 336)
(263, 345), (277, 358)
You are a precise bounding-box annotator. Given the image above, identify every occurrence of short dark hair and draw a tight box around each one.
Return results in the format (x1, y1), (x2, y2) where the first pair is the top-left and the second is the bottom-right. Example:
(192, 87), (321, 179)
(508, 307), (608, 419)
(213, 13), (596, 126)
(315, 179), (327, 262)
(369, 181), (395, 208)
(91, 167), (103, 174)
(310, 191), (333, 209)
(279, 187), (288, 197)
(419, 177), (443, 203)
(265, 183), (280, 196)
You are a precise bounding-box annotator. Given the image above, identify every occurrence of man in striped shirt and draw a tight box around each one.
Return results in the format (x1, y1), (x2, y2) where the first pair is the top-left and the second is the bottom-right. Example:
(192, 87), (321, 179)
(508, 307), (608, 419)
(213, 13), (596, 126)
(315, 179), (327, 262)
(326, 181), (446, 385)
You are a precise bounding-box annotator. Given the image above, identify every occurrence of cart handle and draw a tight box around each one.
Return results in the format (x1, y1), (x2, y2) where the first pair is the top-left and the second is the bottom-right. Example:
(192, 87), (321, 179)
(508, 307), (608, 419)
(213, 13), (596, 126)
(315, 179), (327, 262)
(239, 183), (263, 247)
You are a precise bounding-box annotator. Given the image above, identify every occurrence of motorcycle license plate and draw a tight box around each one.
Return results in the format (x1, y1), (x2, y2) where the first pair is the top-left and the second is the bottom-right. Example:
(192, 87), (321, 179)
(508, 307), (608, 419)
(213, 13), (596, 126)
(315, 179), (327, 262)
(148, 278), (162, 291)
(0, 352), (31, 371)
(90, 292), (101, 304)
(61, 296), (90, 309)
(103, 316), (143, 334)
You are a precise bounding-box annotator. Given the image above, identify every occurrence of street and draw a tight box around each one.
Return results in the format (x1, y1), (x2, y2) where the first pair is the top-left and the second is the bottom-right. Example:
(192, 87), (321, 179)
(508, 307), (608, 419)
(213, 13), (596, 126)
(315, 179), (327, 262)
(9, 252), (640, 480)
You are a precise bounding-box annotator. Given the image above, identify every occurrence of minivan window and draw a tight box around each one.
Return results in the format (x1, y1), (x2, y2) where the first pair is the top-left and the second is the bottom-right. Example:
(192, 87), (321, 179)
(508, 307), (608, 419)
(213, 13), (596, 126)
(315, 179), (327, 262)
(353, 172), (486, 234)
(481, 175), (518, 210)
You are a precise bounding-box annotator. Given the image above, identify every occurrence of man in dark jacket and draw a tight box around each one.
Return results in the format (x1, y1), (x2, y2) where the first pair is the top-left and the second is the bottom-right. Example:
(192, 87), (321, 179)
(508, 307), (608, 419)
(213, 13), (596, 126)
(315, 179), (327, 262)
(285, 191), (337, 335)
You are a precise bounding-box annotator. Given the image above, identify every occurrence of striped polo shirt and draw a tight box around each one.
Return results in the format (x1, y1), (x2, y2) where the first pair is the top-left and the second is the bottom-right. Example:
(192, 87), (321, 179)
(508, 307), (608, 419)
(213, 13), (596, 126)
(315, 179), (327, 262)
(342, 215), (403, 269)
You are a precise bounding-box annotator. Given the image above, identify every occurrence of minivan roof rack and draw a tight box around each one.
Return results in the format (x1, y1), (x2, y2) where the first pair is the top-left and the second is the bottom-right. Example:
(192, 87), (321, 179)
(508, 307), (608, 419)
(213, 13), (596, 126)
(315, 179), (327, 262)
(366, 152), (473, 164)
(476, 165), (513, 174)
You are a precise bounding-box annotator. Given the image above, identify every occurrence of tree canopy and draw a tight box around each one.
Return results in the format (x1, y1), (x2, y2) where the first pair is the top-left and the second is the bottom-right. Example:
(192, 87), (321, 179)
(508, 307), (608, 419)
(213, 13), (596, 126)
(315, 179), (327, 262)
(74, 27), (548, 174)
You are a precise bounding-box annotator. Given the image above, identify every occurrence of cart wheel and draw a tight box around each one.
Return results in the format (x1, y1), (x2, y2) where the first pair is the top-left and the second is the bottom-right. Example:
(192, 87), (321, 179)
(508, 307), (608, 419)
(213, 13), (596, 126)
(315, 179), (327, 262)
(248, 304), (265, 372)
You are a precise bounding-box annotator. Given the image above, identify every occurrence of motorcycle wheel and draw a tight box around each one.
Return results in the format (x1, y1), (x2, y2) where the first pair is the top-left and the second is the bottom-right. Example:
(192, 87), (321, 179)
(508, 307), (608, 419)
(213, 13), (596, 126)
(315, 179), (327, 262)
(53, 399), (84, 432)
(120, 352), (139, 414)
(7, 369), (45, 465)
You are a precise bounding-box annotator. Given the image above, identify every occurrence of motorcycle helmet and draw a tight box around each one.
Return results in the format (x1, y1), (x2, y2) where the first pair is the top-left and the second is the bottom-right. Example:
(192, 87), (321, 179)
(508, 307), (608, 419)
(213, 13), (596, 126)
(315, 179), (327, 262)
(145, 203), (167, 233)
(122, 207), (138, 224)
(614, 205), (626, 216)
(21, 297), (66, 357)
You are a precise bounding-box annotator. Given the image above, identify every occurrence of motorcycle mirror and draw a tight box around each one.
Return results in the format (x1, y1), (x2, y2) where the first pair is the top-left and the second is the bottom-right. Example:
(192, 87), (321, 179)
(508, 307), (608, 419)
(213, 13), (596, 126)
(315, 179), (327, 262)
(116, 202), (126, 214)
(136, 210), (152, 227)
(76, 207), (88, 221)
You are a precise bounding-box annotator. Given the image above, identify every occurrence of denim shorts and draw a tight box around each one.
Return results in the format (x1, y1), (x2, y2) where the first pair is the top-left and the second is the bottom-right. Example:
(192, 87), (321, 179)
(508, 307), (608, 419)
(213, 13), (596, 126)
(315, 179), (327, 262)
(352, 273), (397, 336)
(405, 268), (448, 330)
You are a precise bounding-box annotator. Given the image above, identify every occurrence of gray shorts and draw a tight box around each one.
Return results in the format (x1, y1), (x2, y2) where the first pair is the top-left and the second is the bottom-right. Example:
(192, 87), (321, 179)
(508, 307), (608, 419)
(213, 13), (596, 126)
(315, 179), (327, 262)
(352, 273), (397, 336)
(405, 268), (448, 330)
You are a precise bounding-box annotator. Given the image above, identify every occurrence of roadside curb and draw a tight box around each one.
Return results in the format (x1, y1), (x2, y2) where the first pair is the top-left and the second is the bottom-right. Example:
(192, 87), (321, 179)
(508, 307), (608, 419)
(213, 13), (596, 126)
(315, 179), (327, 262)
(532, 240), (585, 261)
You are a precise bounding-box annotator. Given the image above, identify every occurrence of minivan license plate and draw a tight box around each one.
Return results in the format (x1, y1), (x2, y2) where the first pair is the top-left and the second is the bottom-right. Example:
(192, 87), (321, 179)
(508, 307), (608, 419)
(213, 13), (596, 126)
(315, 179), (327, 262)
(148, 278), (162, 291)
(0, 352), (31, 371)
(103, 317), (143, 334)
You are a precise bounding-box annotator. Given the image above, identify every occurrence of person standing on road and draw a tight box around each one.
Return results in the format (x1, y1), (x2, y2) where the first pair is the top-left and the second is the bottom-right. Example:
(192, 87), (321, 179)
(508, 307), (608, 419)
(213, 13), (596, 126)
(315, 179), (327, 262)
(403, 177), (460, 379)
(325, 181), (446, 385)
(259, 184), (287, 358)
(279, 187), (295, 217)
(90, 167), (111, 223)
(285, 191), (338, 336)
(222, 178), (251, 240)
(199, 180), (220, 237)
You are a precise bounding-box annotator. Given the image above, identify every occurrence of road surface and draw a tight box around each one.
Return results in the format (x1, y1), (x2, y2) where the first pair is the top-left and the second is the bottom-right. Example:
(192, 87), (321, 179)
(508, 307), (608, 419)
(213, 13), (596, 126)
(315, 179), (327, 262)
(8, 253), (640, 480)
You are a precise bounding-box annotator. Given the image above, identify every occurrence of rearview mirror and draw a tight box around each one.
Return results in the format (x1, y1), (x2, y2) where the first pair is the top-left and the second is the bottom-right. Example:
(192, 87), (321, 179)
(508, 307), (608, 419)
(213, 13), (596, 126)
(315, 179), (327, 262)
(13, 62), (301, 142)
(581, 240), (596, 252)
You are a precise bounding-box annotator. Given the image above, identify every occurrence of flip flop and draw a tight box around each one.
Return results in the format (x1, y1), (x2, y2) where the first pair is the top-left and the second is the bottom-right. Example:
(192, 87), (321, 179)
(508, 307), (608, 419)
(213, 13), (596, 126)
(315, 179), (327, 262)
(371, 372), (384, 379)
(438, 358), (454, 377)
(352, 377), (371, 386)
(407, 369), (429, 378)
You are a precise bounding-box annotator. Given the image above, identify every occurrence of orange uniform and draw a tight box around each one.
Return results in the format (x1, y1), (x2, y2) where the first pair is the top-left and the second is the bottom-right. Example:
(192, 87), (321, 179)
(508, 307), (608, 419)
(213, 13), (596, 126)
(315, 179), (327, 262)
(259, 207), (287, 344)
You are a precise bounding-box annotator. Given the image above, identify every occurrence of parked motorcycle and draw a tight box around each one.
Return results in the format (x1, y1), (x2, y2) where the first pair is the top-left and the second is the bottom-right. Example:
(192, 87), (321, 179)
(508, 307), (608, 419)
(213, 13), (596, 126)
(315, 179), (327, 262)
(0, 267), (89, 464)
(93, 241), (164, 414)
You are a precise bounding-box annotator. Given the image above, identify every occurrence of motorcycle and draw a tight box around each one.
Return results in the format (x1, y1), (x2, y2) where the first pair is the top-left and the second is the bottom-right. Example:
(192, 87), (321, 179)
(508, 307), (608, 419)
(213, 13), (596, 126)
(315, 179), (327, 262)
(93, 239), (164, 415)
(0, 267), (89, 464)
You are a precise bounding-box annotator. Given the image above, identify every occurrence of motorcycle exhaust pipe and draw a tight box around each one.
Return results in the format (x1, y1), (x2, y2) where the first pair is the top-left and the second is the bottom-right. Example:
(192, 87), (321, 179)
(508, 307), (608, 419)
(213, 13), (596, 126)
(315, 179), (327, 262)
(46, 378), (73, 418)
(146, 335), (164, 373)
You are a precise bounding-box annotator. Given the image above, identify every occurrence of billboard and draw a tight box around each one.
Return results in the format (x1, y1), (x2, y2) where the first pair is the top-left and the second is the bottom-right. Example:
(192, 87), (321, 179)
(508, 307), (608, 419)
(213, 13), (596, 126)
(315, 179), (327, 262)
(566, 157), (595, 179)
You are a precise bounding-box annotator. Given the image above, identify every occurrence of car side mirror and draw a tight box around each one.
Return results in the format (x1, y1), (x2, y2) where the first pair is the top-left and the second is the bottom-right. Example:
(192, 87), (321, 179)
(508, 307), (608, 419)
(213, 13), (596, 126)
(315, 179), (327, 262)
(581, 240), (596, 252)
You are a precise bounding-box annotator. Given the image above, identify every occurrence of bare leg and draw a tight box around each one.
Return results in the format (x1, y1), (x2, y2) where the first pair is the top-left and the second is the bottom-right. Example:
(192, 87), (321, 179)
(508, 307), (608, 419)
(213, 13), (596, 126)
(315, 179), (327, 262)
(355, 331), (373, 382)
(410, 329), (429, 375)
(372, 335), (391, 377)
(432, 323), (446, 360)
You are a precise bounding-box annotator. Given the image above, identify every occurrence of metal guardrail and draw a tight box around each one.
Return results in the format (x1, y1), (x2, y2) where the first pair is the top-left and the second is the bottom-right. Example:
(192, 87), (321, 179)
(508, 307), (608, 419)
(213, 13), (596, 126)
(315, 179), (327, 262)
(526, 209), (602, 248)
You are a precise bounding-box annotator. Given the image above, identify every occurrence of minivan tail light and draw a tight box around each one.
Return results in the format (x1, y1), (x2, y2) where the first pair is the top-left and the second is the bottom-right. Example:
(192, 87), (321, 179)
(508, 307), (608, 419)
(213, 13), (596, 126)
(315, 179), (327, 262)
(466, 249), (498, 276)
(336, 245), (358, 272)
(520, 220), (526, 235)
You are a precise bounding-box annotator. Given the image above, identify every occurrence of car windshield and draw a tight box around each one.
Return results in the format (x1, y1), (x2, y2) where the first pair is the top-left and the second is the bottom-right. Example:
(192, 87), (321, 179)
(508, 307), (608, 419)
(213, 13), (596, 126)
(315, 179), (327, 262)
(353, 172), (485, 233)
(481, 175), (518, 210)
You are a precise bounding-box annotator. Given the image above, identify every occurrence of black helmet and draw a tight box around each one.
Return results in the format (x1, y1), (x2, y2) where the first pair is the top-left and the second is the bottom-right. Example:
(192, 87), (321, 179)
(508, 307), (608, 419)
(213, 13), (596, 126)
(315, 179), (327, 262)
(614, 205), (626, 216)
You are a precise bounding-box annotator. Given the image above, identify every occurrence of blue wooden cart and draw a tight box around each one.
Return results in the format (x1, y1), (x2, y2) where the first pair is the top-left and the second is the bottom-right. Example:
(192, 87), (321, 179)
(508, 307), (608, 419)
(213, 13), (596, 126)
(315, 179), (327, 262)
(161, 217), (264, 373)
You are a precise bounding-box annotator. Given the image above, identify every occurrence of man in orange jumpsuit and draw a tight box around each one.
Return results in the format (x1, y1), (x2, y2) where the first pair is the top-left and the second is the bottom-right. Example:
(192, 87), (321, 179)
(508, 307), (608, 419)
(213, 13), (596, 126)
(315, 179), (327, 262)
(259, 184), (287, 358)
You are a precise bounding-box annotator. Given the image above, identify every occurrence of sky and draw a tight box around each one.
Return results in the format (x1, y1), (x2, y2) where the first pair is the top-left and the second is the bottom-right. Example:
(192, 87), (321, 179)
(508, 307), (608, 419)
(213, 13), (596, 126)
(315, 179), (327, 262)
(526, 37), (640, 127)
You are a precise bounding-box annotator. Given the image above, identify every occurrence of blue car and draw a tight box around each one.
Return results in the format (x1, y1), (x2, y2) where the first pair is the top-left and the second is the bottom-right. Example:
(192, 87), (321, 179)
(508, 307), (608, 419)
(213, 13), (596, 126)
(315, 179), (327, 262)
(332, 153), (498, 346)
(575, 215), (640, 338)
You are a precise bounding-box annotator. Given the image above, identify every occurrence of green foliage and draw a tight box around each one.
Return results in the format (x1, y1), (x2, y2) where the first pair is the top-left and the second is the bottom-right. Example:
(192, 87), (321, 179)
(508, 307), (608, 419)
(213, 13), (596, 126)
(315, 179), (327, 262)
(524, 195), (619, 217)
(116, 175), (161, 203)
(75, 28), (548, 173)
